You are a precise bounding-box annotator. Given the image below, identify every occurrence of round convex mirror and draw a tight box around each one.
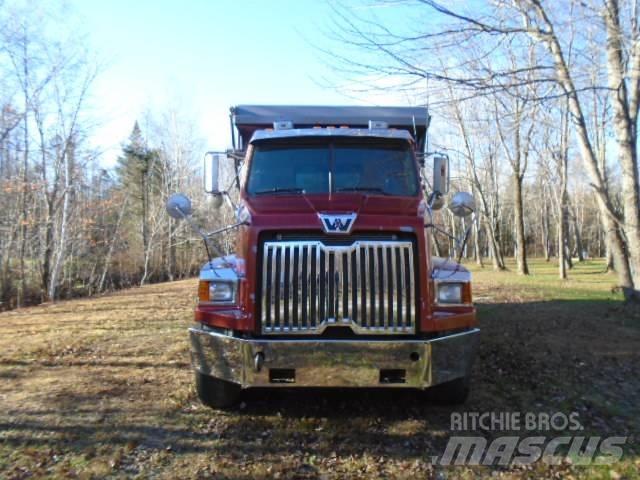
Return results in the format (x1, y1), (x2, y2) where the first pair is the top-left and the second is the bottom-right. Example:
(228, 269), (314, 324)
(449, 192), (476, 217)
(166, 193), (193, 220)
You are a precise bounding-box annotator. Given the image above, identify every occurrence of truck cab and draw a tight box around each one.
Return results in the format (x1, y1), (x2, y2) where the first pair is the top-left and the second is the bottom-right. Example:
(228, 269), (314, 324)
(169, 105), (479, 408)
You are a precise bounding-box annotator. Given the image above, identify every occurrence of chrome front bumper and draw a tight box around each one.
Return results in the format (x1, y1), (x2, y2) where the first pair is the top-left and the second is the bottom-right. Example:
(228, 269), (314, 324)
(189, 327), (479, 389)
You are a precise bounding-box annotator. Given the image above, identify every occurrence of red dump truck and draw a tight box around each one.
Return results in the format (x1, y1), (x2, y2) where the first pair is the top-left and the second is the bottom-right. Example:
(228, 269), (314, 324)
(166, 105), (478, 408)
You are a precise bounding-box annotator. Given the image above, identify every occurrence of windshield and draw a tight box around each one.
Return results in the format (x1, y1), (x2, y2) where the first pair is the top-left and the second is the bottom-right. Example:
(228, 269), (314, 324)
(246, 140), (419, 197)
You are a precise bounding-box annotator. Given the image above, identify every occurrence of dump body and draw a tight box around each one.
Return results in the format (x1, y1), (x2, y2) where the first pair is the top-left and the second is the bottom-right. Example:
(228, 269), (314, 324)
(190, 105), (478, 392)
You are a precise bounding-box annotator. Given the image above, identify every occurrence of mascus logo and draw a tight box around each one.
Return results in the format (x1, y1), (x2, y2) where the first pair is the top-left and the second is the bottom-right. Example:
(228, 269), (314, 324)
(318, 213), (357, 234)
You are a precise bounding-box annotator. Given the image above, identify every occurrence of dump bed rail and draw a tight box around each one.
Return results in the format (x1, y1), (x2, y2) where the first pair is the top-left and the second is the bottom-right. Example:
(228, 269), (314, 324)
(231, 104), (429, 151)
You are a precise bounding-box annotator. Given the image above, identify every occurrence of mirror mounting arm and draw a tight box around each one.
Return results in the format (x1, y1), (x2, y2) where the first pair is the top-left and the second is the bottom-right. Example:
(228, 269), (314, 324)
(226, 149), (245, 191)
(454, 212), (476, 266)
(425, 211), (478, 269)
(424, 222), (457, 242)
(206, 221), (246, 237)
(176, 209), (223, 264)
(166, 193), (239, 272)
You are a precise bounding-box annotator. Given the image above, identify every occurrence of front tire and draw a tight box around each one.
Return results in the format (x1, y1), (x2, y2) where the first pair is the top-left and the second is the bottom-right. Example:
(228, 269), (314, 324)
(195, 371), (241, 409)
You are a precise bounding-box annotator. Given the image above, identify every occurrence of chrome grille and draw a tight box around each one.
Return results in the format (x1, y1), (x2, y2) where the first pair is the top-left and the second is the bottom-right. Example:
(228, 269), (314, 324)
(260, 240), (416, 335)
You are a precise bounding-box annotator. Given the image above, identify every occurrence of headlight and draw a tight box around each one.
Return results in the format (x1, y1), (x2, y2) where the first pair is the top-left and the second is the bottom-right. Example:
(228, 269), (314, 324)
(210, 281), (234, 302)
(436, 282), (463, 304)
(199, 280), (237, 304)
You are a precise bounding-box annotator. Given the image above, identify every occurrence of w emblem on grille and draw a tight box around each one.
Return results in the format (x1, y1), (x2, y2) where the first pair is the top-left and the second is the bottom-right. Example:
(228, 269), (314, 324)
(318, 213), (357, 234)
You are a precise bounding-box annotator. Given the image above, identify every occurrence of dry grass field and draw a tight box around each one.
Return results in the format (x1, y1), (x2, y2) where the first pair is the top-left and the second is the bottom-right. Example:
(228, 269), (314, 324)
(0, 259), (639, 479)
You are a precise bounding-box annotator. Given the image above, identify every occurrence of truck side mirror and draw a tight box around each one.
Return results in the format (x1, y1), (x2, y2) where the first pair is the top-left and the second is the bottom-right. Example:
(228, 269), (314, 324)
(166, 193), (193, 220)
(432, 156), (450, 196)
(204, 152), (224, 194)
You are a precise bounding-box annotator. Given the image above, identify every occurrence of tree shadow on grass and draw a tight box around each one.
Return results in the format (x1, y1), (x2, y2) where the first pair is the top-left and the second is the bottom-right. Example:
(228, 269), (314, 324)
(235, 298), (640, 441)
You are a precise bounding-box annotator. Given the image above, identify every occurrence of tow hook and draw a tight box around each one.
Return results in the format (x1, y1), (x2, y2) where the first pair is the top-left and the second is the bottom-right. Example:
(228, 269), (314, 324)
(254, 352), (265, 372)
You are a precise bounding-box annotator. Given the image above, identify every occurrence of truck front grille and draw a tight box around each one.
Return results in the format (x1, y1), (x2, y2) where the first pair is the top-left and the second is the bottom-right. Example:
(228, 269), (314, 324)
(260, 240), (416, 335)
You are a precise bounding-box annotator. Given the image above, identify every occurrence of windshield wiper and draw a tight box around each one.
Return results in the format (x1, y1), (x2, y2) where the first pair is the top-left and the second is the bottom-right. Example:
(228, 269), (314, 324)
(335, 187), (389, 195)
(254, 187), (306, 196)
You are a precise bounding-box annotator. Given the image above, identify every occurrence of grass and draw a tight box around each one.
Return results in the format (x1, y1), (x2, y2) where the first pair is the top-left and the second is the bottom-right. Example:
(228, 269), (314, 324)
(0, 258), (638, 479)
(470, 258), (623, 301)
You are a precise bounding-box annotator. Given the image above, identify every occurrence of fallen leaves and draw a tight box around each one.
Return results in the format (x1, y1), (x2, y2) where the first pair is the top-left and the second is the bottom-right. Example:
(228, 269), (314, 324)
(0, 271), (638, 479)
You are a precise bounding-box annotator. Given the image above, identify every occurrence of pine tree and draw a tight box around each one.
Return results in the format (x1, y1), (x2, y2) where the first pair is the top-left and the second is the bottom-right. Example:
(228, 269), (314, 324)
(116, 122), (161, 272)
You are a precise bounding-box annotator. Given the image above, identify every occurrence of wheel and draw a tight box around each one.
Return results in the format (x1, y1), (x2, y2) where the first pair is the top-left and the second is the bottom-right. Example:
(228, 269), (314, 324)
(195, 371), (241, 409)
(427, 376), (470, 405)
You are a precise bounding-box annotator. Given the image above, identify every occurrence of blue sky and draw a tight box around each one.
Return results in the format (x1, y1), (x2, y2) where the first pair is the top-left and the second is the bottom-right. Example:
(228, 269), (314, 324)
(68, 0), (421, 165)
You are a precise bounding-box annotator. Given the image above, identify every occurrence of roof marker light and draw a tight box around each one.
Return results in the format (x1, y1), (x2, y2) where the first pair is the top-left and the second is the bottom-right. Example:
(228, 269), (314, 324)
(369, 120), (388, 129)
(273, 121), (293, 130)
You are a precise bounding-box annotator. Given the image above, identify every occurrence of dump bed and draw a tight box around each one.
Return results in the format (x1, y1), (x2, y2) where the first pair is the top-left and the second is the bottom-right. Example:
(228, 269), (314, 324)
(231, 105), (430, 152)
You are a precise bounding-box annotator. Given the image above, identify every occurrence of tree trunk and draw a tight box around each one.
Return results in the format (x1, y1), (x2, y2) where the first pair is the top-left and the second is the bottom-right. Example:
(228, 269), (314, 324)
(604, 0), (640, 296)
(99, 200), (128, 293)
(571, 207), (585, 261)
(450, 212), (457, 258)
(558, 205), (567, 279)
(542, 193), (551, 261)
(605, 228), (616, 272)
(142, 171), (149, 269)
(602, 206), (633, 285)
(41, 214), (53, 300)
(49, 148), (72, 300)
(169, 217), (177, 281)
(18, 38), (28, 308)
(492, 216), (505, 270)
(560, 193), (573, 271)
(513, 173), (529, 275)
(474, 218), (483, 266)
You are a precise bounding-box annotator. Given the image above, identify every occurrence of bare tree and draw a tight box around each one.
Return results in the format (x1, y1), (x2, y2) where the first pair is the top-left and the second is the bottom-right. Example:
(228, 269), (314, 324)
(326, 0), (640, 297)
(494, 94), (537, 275)
(441, 79), (504, 269)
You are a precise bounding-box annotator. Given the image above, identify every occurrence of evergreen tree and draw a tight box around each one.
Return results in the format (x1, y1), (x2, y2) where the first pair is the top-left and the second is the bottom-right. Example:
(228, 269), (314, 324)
(116, 122), (162, 268)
